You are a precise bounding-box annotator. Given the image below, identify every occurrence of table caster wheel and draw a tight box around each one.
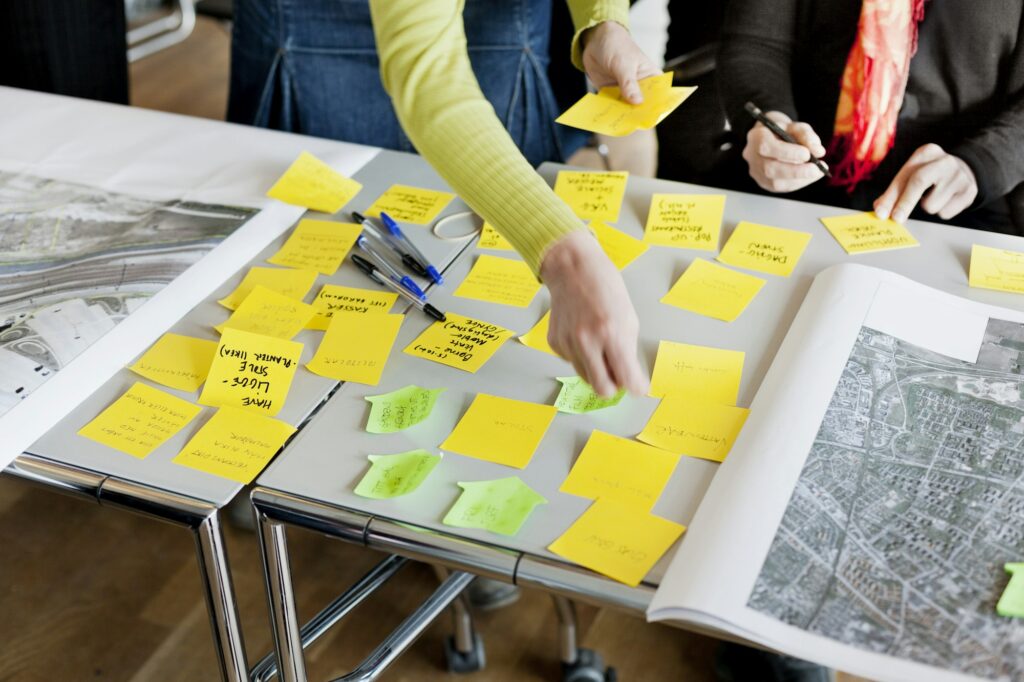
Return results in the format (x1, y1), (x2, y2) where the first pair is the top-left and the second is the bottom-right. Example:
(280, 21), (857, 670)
(445, 633), (486, 674)
(562, 648), (616, 682)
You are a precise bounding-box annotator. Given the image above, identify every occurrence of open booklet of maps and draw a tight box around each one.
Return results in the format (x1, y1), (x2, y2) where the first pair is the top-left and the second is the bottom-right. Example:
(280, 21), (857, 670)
(648, 263), (1024, 682)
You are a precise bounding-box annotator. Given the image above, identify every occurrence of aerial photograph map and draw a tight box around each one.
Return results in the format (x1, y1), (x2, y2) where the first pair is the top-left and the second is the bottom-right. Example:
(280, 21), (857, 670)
(750, 320), (1024, 680)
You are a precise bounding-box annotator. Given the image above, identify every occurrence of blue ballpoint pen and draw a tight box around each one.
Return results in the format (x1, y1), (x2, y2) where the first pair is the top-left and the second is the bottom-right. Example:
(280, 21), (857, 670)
(355, 235), (427, 300)
(351, 211), (430, 279)
(379, 211), (444, 285)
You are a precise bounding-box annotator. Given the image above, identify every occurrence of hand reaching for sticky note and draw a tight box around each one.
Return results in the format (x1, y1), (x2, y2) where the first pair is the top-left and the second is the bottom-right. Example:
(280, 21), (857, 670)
(580, 21), (661, 104)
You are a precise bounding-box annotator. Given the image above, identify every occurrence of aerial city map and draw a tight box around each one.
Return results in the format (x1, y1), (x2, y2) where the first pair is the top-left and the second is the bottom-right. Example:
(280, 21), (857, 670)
(750, 321), (1024, 680)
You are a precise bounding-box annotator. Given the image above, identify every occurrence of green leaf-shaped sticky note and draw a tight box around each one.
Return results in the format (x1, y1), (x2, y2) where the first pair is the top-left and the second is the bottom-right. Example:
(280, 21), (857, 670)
(365, 385), (444, 434)
(442, 477), (547, 536)
(998, 563), (1024, 618)
(554, 376), (625, 414)
(353, 450), (441, 499)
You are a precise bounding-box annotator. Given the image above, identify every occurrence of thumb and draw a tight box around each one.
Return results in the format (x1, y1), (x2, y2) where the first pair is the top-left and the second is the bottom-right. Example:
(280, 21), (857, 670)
(611, 60), (643, 104)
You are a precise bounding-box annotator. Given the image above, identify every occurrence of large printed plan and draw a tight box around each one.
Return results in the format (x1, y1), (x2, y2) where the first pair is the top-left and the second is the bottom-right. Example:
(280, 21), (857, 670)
(648, 264), (1024, 682)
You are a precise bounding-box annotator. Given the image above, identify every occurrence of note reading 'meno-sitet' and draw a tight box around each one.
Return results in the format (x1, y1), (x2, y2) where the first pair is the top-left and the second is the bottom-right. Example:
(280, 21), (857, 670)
(353, 450), (442, 499)
(267, 219), (362, 275)
(365, 385), (444, 433)
(560, 430), (679, 511)
(265, 150), (363, 214)
(78, 382), (201, 459)
(443, 477), (547, 536)
(129, 333), (217, 392)
(554, 170), (628, 223)
(364, 184), (455, 224)
(404, 312), (514, 373)
(638, 396), (750, 462)
(199, 328), (302, 416)
(440, 393), (557, 469)
(644, 194), (726, 250)
(661, 258), (765, 321)
(307, 311), (404, 385)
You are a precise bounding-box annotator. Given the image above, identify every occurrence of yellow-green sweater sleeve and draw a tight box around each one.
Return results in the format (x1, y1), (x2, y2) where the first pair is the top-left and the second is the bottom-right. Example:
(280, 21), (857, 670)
(567, 0), (631, 71)
(369, 0), (627, 276)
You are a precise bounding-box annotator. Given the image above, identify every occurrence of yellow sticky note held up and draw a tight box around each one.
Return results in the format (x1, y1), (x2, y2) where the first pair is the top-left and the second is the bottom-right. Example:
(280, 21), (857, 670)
(820, 212), (919, 254)
(307, 311), (404, 385)
(173, 406), (296, 483)
(266, 150), (363, 214)
(555, 72), (697, 137)
(997, 563), (1024, 618)
(307, 284), (398, 330)
(443, 477), (547, 536)
(560, 430), (679, 511)
(649, 340), (744, 404)
(129, 333), (217, 392)
(554, 170), (628, 223)
(440, 393), (557, 469)
(353, 450), (442, 499)
(717, 221), (812, 277)
(267, 219), (362, 275)
(218, 266), (318, 310)
(548, 499), (686, 587)
(591, 220), (648, 270)
(638, 396), (749, 462)
(199, 328), (302, 416)
(969, 244), (1024, 294)
(364, 184), (455, 225)
(454, 254), (541, 308)
(518, 311), (560, 357)
(661, 258), (765, 322)
(78, 382), (201, 459)
(219, 285), (316, 340)
(644, 194), (726, 251)
(479, 223), (515, 251)
(405, 312), (514, 373)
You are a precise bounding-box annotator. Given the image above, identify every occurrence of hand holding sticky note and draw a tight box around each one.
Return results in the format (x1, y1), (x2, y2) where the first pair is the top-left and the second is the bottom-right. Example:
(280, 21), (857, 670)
(443, 477), (547, 536)
(365, 385), (444, 433)
(307, 311), (404, 385)
(555, 72), (697, 137)
(199, 328), (302, 416)
(78, 382), (201, 459)
(266, 151), (362, 214)
(354, 450), (441, 499)
(560, 430), (679, 511)
(440, 393), (556, 469)
(554, 376), (624, 414)
(173, 406), (296, 483)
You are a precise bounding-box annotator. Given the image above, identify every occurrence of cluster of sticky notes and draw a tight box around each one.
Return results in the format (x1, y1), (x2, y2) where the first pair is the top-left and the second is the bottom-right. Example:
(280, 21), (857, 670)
(649, 340), (744, 403)
(307, 311), (404, 385)
(365, 385), (444, 434)
(219, 266), (318, 310)
(354, 450), (441, 499)
(554, 376), (624, 414)
(519, 312), (558, 357)
(560, 431), (679, 510)
(718, 222), (812, 277)
(555, 170), (628, 223)
(638, 396), (749, 462)
(266, 150), (363, 214)
(129, 333), (217, 392)
(308, 284), (397, 330)
(644, 194), (725, 250)
(969, 244), (1024, 294)
(443, 477), (547, 536)
(219, 285), (316, 339)
(555, 72), (696, 138)
(479, 223), (514, 251)
(591, 220), (648, 270)
(405, 312), (514, 373)
(173, 406), (296, 484)
(661, 258), (765, 321)
(440, 393), (556, 468)
(820, 212), (919, 254)
(78, 382), (201, 459)
(199, 328), (302, 416)
(998, 563), (1024, 618)
(454, 254), (541, 308)
(267, 219), (361, 275)
(365, 184), (455, 225)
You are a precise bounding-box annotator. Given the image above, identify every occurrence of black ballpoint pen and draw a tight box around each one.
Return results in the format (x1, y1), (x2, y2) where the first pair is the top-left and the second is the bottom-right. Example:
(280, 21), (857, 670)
(351, 211), (430, 279)
(351, 254), (446, 322)
(744, 101), (832, 179)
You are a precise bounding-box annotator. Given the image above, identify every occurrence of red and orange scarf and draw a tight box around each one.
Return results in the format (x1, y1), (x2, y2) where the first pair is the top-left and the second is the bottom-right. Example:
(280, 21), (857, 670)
(829, 0), (927, 190)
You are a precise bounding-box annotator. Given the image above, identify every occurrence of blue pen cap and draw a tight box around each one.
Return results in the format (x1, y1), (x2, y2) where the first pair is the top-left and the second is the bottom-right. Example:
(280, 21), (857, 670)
(426, 265), (444, 285)
(379, 211), (402, 236)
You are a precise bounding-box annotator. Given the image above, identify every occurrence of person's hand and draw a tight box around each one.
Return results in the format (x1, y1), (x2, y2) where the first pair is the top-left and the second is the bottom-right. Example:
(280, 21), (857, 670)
(873, 143), (978, 223)
(580, 21), (661, 104)
(742, 111), (828, 193)
(541, 230), (648, 398)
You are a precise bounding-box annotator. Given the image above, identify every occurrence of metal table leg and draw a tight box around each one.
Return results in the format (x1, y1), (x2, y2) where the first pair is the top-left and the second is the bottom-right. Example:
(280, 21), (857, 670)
(256, 510), (307, 682)
(194, 511), (249, 682)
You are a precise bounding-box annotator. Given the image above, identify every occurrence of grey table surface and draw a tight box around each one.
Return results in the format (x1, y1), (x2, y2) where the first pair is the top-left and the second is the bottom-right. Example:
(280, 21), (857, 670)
(255, 162), (1024, 587)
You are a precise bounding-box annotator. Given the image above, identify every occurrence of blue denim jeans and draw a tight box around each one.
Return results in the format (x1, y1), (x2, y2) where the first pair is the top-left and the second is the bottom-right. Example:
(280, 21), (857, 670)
(228, 0), (586, 166)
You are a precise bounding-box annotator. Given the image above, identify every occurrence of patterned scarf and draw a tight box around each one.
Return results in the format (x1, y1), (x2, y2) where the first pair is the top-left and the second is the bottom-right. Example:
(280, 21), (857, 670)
(829, 0), (927, 190)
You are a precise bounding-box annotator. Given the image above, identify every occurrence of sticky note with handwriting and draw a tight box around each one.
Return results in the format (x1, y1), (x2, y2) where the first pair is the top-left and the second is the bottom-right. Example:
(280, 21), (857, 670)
(548, 499), (686, 587)
(266, 151), (362, 214)
(555, 72), (697, 137)
(267, 219), (361, 275)
(637, 396), (749, 462)
(129, 333), (217, 392)
(644, 194), (725, 250)
(365, 385), (444, 434)
(199, 328), (302, 416)
(560, 430), (679, 511)
(660, 258), (765, 321)
(820, 212), (919, 254)
(717, 221), (811, 277)
(591, 220), (648, 270)
(969, 244), (1024, 294)
(518, 311), (559, 357)
(307, 284), (398, 330)
(443, 477), (547, 536)
(364, 184), (455, 225)
(454, 254), (541, 308)
(218, 266), (318, 310)
(554, 170), (628, 223)
(479, 223), (515, 251)
(998, 563), (1024, 618)
(354, 450), (441, 499)
(78, 382), (201, 459)
(404, 312), (514, 373)
(172, 406), (296, 483)
(440, 393), (557, 468)
(649, 340), (744, 404)
(307, 311), (403, 385)
(219, 285), (316, 339)
(554, 376), (624, 414)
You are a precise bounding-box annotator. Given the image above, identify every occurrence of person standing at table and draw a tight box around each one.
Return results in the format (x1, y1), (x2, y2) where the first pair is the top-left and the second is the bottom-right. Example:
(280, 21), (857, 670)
(229, 0), (658, 398)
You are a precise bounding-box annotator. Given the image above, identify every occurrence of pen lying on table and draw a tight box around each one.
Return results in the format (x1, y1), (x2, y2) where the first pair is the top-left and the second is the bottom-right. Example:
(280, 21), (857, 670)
(352, 210), (443, 284)
(354, 233), (427, 300)
(351, 253), (447, 322)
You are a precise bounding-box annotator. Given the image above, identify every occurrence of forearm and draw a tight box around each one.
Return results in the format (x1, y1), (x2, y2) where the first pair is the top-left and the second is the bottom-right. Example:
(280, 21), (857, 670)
(566, 0), (630, 70)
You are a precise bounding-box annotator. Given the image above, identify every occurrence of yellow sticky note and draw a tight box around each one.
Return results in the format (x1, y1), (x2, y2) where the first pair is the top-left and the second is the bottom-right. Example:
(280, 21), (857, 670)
(364, 184), (455, 225)
(219, 285), (316, 339)
(307, 284), (398, 331)
(637, 396), (749, 462)
(404, 312), (514, 373)
(218, 266), (318, 310)
(555, 72), (697, 137)
(454, 254), (541, 308)
(969, 244), (1024, 294)
(199, 328), (302, 416)
(267, 219), (361, 275)
(518, 311), (560, 357)
(549, 499), (686, 586)
(440, 393), (557, 468)
(479, 223), (515, 251)
(820, 212), (919, 254)
(173, 406), (296, 484)
(266, 150), (362, 214)
(560, 430), (679, 511)
(661, 258), (765, 322)
(717, 221), (812, 277)
(649, 340), (744, 404)
(591, 220), (648, 270)
(554, 170), (628, 223)
(78, 382), (201, 459)
(129, 333), (217, 392)
(307, 311), (404, 385)
(644, 194), (726, 250)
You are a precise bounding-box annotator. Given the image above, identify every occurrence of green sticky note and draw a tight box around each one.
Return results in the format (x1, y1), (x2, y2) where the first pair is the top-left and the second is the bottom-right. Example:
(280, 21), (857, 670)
(353, 450), (442, 499)
(998, 563), (1024, 618)
(554, 376), (625, 414)
(442, 477), (547, 536)
(365, 385), (445, 434)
